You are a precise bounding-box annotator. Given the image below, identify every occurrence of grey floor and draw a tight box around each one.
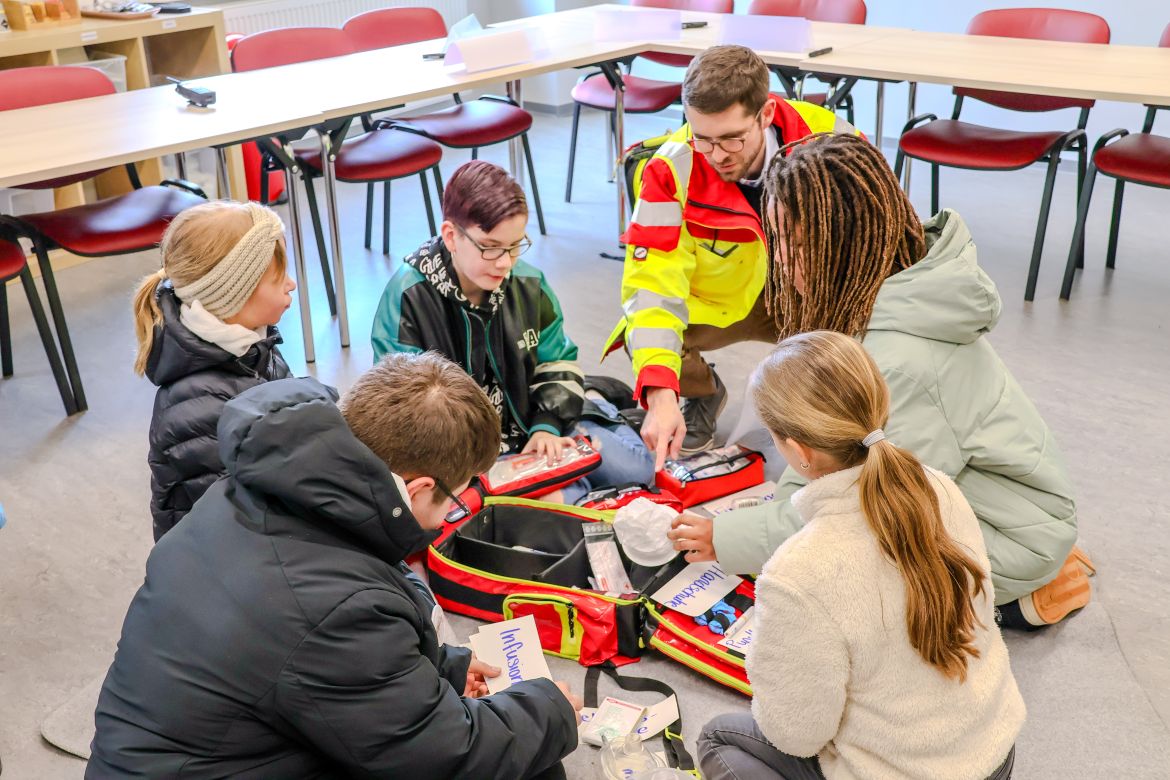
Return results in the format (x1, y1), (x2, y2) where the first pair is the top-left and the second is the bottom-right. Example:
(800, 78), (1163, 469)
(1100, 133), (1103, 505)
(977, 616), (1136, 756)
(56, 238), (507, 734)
(1, 107), (1169, 779)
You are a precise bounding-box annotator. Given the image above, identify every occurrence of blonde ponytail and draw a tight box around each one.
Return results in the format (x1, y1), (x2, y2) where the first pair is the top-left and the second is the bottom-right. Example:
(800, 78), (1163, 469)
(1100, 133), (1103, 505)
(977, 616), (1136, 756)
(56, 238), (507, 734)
(130, 200), (287, 377)
(750, 330), (986, 681)
(132, 268), (167, 376)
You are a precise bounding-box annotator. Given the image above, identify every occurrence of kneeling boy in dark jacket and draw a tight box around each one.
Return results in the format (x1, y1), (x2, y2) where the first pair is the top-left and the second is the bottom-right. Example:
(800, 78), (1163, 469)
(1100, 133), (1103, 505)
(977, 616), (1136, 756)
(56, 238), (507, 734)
(88, 353), (581, 779)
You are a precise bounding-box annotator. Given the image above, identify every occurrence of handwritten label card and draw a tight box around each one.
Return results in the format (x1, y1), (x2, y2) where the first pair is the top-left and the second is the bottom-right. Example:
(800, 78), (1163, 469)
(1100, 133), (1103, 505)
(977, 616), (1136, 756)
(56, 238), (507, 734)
(649, 561), (742, 617)
(633, 694), (679, 741)
(445, 27), (536, 73)
(468, 615), (552, 694)
(716, 606), (755, 654)
(594, 6), (681, 43)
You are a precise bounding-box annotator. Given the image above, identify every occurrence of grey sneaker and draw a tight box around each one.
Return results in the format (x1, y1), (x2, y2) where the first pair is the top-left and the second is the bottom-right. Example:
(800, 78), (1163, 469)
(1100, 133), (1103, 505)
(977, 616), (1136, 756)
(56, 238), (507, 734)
(680, 371), (728, 455)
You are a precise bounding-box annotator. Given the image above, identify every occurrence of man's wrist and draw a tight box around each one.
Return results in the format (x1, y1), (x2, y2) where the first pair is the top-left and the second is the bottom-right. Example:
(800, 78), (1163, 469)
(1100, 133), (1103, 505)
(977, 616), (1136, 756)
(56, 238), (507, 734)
(644, 387), (678, 408)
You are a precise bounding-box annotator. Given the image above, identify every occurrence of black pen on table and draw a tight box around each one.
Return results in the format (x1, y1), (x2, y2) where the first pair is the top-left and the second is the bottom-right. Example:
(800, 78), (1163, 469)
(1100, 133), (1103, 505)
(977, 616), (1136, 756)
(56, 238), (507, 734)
(808, 46), (833, 57)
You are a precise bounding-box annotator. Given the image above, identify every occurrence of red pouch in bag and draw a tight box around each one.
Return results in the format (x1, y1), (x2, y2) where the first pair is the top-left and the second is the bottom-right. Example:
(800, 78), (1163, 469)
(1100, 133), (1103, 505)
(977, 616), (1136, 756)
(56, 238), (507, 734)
(577, 483), (684, 513)
(655, 445), (766, 508)
(481, 434), (601, 498)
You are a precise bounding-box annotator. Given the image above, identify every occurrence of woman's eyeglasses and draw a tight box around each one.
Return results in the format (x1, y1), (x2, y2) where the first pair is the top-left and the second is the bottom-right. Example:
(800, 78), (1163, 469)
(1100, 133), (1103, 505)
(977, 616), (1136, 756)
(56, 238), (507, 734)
(455, 223), (532, 261)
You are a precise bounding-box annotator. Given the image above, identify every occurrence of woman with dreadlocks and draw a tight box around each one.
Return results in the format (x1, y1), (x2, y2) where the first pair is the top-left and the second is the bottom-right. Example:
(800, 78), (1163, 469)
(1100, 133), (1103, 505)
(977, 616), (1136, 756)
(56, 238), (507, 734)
(668, 133), (1091, 630)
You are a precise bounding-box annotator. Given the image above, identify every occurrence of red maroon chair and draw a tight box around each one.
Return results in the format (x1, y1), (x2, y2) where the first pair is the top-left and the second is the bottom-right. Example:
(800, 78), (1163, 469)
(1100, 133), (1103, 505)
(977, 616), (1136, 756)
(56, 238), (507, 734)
(344, 7), (549, 234)
(895, 8), (1110, 301)
(0, 234), (76, 414)
(1061, 23), (1170, 299)
(565, 0), (733, 202)
(232, 27), (443, 285)
(0, 66), (207, 413)
(747, 0), (867, 122)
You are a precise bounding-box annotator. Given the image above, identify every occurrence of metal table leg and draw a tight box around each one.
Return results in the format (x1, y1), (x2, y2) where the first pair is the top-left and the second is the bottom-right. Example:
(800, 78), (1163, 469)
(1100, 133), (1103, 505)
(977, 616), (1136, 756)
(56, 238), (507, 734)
(215, 147), (232, 199)
(614, 71), (626, 236)
(874, 81), (885, 152)
(281, 141), (316, 364)
(507, 79), (523, 178)
(318, 130), (350, 349)
(903, 82), (917, 192)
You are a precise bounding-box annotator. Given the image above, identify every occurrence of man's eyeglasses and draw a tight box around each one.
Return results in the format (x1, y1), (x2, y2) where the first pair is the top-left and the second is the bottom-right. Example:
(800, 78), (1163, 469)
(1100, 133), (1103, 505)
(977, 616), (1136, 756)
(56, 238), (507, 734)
(690, 109), (764, 155)
(455, 223), (532, 261)
(435, 478), (472, 518)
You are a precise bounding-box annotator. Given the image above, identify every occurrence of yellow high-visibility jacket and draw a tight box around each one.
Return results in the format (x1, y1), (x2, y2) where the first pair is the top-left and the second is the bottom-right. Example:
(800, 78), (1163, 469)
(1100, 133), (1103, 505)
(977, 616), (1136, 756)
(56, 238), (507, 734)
(604, 96), (859, 399)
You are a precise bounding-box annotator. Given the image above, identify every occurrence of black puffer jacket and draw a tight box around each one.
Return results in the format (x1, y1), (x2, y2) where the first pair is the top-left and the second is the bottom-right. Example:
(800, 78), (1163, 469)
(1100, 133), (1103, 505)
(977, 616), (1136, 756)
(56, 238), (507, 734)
(144, 282), (289, 541)
(89, 377), (578, 779)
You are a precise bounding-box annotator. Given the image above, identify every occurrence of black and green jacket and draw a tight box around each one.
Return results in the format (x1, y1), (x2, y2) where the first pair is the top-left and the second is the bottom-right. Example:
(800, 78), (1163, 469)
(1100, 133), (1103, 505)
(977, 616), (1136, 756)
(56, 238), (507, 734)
(372, 237), (585, 453)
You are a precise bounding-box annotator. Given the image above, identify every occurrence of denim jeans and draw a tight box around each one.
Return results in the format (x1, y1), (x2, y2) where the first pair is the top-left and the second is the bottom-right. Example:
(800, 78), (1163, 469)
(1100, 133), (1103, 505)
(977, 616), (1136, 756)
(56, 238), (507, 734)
(698, 713), (1016, 780)
(559, 398), (655, 505)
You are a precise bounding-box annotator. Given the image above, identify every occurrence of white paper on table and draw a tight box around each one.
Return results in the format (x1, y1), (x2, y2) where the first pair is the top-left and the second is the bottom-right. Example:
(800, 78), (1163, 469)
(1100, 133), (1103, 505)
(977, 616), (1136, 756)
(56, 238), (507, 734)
(649, 561), (742, 617)
(468, 615), (552, 694)
(593, 6), (681, 43)
(632, 694), (680, 741)
(718, 14), (812, 53)
(445, 27), (537, 72)
(716, 606), (756, 654)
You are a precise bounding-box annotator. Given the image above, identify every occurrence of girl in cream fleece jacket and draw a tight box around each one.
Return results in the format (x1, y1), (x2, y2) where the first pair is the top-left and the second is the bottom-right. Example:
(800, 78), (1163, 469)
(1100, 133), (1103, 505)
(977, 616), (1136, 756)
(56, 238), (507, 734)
(699, 331), (1024, 780)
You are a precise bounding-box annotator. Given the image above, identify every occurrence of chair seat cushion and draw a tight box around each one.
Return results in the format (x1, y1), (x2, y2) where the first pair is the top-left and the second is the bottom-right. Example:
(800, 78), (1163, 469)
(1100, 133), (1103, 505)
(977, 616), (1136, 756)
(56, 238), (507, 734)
(296, 129), (443, 182)
(18, 186), (205, 257)
(1094, 133), (1170, 188)
(0, 239), (26, 281)
(397, 100), (533, 147)
(571, 73), (682, 112)
(899, 119), (1069, 170)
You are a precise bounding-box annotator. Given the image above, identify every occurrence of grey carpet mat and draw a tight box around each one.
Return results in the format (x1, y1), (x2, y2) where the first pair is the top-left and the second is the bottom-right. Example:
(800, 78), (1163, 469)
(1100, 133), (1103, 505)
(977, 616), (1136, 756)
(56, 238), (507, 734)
(39, 673), (102, 761)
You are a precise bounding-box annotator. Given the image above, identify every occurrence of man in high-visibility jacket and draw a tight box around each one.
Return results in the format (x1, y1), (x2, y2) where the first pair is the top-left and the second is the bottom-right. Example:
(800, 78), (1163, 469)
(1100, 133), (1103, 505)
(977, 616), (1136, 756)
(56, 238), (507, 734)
(604, 45), (861, 469)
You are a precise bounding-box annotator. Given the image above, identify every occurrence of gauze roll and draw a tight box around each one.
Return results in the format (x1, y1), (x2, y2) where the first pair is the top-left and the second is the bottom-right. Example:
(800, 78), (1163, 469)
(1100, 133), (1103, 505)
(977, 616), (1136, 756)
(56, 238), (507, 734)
(612, 497), (678, 567)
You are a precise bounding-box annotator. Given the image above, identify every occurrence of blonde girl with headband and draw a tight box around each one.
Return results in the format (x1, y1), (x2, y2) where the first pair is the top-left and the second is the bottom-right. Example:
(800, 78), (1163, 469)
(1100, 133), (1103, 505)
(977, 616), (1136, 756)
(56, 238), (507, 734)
(698, 330), (1024, 780)
(133, 200), (294, 541)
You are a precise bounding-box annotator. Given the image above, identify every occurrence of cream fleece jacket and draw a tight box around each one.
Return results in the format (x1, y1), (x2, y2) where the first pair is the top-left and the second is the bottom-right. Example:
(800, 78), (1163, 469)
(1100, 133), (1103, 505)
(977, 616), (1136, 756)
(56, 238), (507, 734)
(747, 464), (1025, 780)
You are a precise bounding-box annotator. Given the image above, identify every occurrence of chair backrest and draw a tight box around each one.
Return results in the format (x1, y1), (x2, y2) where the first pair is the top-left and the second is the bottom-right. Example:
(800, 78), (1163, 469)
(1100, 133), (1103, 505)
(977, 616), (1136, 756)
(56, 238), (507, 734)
(746, 0), (866, 24)
(0, 237), (28, 281)
(1161, 21), (1170, 49)
(0, 66), (117, 190)
(230, 27), (356, 73)
(634, 0), (735, 67)
(957, 8), (1110, 113)
(343, 7), (447, 51)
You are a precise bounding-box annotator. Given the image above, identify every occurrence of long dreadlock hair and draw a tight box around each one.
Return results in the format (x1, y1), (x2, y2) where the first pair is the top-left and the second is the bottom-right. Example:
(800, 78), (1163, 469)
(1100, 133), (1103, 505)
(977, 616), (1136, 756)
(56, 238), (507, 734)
(762, 133), (926, 340)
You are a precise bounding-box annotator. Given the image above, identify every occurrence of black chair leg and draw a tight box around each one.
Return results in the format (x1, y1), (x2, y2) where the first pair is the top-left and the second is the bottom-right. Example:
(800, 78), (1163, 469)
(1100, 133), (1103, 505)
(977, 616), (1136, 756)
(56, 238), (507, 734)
(1075, 143), (1087, 267)
(432, 165), (444, 202)
(1062, 163), (1099, 300)
(566, 102), (582, 202)
(930, 164), (940, 216)
(471, 147), (479, 160)
(31, 240), (85, 411)
(364, 182), (374, 250)
(520, 133), (546, 236)
(20, 267), (77, 414)
(419, 171), (437, 236)
(302, 175), (338, 317)
(382, 180), (392, 255)
(259, 163), (270, 207)
(0, 279), (12, 378)
(1106, 179), (1125, 269)
(845, 95), (856, 126)
(894, 149), (905, 179)
(1025, 154), (1063, 302)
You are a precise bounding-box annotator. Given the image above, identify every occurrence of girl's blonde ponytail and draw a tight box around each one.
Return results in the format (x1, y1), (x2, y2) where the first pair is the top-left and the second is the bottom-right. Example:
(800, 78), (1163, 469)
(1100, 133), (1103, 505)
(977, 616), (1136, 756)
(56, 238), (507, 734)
(132, 268), (167, 376)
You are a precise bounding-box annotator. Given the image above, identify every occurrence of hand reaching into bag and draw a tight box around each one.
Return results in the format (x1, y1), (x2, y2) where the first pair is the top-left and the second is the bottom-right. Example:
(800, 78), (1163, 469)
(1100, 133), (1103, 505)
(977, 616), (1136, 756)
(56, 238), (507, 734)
(668, 512), (716, 562)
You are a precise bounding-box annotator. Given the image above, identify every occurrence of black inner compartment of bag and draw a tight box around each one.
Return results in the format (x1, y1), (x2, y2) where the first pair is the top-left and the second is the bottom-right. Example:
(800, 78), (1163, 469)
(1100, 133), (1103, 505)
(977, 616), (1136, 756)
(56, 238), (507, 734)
(440, 505), (677, 592)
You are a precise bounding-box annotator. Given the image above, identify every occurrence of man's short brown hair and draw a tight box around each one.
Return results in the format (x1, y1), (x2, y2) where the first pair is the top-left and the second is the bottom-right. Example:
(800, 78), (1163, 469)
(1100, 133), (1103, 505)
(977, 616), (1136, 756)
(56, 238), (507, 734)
(683, 45), (771, 115)
(339, 352), (500, 496)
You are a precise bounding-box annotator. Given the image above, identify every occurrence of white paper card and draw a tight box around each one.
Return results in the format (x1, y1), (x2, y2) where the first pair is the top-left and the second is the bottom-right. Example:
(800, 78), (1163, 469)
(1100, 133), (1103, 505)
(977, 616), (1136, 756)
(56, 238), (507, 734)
(633, 694), (679, 741)
(594, 7), (681, 43)
(649, 562), (742, 617)
(719, 14), (812, 53)
(445, 28), (535, 73)
(690, 483), (776, 520)
(468, 615), (552, 694)
(716, 606), (756, 653)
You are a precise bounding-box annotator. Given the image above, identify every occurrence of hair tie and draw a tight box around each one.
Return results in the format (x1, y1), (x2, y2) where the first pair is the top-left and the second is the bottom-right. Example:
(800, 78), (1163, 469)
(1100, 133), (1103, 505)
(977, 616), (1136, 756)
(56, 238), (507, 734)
(862, 429), (886, 448)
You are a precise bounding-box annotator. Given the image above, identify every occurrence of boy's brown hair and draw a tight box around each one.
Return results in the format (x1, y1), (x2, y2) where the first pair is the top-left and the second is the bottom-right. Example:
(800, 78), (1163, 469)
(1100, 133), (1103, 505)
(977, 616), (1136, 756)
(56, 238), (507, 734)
(682, 45), (771, 116)
(339, 352), (500, 499)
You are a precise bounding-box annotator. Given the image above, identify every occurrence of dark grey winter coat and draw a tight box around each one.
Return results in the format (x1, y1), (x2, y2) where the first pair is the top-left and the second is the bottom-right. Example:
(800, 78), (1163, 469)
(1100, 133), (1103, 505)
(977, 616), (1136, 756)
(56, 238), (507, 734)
(88, 377), (577, 779)
(144, 281), (289, 541)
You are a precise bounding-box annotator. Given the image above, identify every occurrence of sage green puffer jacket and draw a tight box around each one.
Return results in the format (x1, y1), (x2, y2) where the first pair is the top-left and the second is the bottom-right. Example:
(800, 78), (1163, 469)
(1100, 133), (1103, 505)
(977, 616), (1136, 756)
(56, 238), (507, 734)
(713, 209), (1077, 604)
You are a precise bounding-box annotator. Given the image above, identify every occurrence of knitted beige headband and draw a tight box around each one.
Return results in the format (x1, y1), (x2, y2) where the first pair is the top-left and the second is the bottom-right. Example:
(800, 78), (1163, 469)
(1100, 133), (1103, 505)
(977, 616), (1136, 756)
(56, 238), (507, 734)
(173, 203), (285, 320)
